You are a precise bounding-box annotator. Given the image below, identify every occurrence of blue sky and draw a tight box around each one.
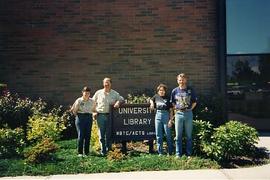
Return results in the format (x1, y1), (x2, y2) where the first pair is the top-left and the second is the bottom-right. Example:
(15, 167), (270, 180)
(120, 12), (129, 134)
(226, 0), (270, 54)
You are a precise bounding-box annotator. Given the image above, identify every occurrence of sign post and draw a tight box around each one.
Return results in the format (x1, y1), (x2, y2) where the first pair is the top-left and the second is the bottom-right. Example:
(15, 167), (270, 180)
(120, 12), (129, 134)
(110, 103), (156, 142)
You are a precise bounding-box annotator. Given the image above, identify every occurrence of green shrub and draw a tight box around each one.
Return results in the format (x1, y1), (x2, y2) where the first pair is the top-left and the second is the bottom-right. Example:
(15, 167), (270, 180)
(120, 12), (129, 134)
(0, 92), (19, 128)
(192, 120), (213, 155)
(126, 94), (151, 104)
(107, 146), (125, 161)
(202, 121), (259, 161)
(27, 107), (66, 142)
(91, 120), (100, 152)
(0, 92), (47, 132)
(0, 127), (25, 158)
(60, 110), (77, 140)
(24, 138), (59, 164)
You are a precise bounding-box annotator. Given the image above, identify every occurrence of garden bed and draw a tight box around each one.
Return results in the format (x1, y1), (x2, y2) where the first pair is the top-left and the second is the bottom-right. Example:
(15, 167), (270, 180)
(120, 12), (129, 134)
(0, 139), (269, 177)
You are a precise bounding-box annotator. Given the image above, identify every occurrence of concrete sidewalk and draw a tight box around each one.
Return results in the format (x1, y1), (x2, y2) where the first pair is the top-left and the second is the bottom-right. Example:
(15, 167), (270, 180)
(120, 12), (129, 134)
(2, 136), (270, 180)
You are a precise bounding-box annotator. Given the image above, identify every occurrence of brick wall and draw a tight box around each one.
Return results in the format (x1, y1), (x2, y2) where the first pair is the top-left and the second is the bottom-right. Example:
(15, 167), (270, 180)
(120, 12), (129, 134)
(0, 0), (219, 105)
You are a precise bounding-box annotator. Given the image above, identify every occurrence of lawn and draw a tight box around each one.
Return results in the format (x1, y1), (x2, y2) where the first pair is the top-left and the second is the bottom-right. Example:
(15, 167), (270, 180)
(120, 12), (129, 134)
(0, 139), (220, 177)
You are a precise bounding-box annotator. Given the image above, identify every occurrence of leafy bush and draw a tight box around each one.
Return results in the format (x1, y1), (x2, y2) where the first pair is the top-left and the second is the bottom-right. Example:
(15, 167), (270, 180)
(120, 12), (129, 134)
(0, 92), (46, 132)
(0, 127), (25, 158)
(192, 120), (213, 155)
(91, 120), (100, 152)
(24, 138), (59, 164)
(60, 110), (77, 140)
(27, 107), (66, 142)
(126, 94), (151, 104)
(202, 121), (259, 161)
(107, 147), (125, 161)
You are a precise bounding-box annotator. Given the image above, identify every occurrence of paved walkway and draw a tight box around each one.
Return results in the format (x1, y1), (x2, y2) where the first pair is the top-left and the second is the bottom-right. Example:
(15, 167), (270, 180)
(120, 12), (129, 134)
(2, 136), (270, 180)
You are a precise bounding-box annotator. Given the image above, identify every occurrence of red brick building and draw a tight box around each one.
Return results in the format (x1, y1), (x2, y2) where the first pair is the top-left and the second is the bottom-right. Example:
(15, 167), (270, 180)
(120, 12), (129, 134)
(3, 1), (270, 131)
(0, 0), (223, 105)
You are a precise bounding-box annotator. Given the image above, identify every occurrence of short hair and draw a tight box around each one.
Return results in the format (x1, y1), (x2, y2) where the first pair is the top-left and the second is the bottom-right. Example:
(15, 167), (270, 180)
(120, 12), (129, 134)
(177, 73), (187, 79)
(103, 77), (112, 83)
(82, 86), (91, 92)
(156, 83), (167, 92)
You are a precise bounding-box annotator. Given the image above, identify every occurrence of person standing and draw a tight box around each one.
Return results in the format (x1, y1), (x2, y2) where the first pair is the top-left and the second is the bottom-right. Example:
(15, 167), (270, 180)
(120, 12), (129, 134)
(71, 86), (96, 157)
(150, 83), (174, 156)
(93, 77), (124, 156)
(170, 73), (197, 158)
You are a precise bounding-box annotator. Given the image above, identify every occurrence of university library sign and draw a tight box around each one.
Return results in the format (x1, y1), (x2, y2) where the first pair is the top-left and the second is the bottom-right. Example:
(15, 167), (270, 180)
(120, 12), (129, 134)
(110, 104), (156, 141)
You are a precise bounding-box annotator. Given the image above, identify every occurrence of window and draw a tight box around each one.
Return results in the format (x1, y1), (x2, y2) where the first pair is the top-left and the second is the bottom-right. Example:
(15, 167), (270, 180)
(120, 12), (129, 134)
(226, 0), (270, 130)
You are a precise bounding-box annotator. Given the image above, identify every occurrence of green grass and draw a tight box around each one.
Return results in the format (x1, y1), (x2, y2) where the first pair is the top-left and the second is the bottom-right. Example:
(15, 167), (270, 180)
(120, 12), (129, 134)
(0, 139), (220, 177)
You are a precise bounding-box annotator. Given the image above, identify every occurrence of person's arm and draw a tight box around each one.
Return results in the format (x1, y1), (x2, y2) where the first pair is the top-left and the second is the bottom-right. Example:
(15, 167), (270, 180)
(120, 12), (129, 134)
(71, 100), (79, 115)
(114, 101), (120, 108)
(149, 95), (155, 110)
(149, 99), (155, 110)
(190, 102), (197, 111)
(168, 107), (174, 128)
(92, 91), (98, 103)
(92, 92), (98, 119)
(189, 88), (197, 111)
(113, 91), (124, 108)
(92, 102), (98, 120)
(170, 89), (176, 110)
(91, 101), (97, 113)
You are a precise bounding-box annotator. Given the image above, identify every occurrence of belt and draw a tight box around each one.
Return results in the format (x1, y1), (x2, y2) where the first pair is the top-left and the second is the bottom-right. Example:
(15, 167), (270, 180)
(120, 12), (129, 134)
(156, 109), (169, 112)
(176, 108), (190, 112)
(98, 113), (109, 115)
(77, 113), (92, 115)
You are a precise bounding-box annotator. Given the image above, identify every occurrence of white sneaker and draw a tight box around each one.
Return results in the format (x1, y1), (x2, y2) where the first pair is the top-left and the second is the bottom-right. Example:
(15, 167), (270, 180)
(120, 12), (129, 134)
(78, 154), (83, 157)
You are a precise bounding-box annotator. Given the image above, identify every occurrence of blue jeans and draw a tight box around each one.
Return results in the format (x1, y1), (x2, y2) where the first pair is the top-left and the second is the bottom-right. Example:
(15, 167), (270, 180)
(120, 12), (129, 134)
(97, 113), (111, 154)
(155, 110), (173, 155)
(175, 110), (193, 156)
(75, 113), (92, 155)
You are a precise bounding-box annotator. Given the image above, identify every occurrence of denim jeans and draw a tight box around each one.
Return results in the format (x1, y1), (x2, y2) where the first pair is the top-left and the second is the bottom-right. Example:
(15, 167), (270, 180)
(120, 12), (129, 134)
(75, 113), (93, 155)
(175, 110), (193, 156)
(155, 110), (173, 155)
(97, 113), (111, 154)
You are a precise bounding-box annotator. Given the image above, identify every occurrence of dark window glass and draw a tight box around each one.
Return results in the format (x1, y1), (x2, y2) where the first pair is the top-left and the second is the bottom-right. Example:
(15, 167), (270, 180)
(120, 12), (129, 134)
(227, 55), (270, 130)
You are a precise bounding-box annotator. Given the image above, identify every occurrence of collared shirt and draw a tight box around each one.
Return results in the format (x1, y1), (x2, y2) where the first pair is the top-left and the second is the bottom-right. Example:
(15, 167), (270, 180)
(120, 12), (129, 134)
(72, 97), (95, 114)
(93, 89), (124, 113)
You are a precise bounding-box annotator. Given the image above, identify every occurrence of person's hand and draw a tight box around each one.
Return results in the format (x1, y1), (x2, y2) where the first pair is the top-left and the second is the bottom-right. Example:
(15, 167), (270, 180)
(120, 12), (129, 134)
(168, 120), (174, 128)
(114, 101), (120, 108)
(69, 105), (73, 113)
(175, 104), (181, 110)
(93, 113), (97, 120)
